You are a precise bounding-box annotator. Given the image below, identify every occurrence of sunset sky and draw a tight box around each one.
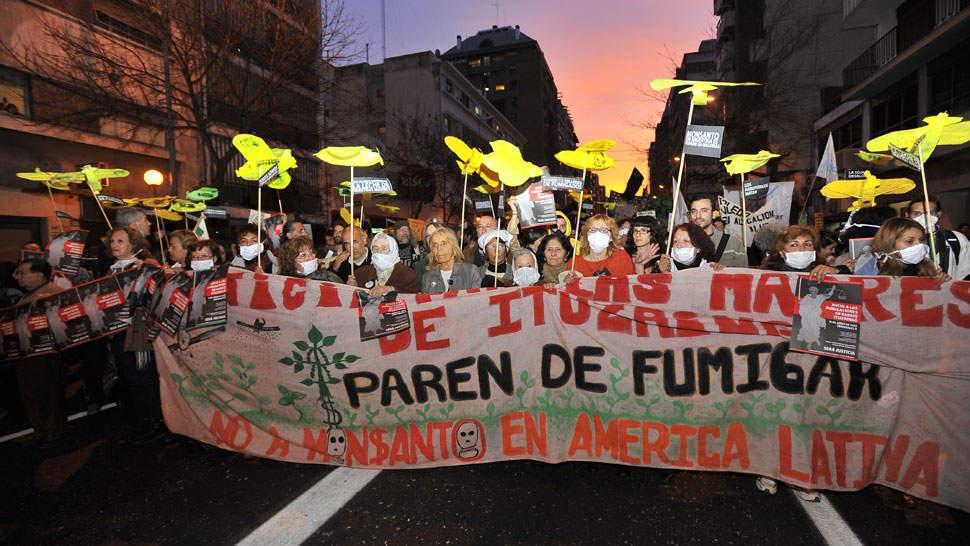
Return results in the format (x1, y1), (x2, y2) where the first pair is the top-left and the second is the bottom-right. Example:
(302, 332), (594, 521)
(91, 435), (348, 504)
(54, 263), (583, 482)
(343, 0), (716, 195)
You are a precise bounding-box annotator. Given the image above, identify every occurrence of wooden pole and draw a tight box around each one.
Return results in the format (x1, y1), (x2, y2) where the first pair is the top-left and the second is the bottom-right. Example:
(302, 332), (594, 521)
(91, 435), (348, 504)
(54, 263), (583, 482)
(46, 184), (65, 233)
(350, 165), (356, 277)
(257, 186), (263, 271)
(459, 170), (469, 251)
(739, 174), (748, 250)
(93, 190), (113, 229)
(666, 99), (696, 253)
(154, 211), (168, 266)
(917, 145), (938, 266)
(569, 162), (589, 274)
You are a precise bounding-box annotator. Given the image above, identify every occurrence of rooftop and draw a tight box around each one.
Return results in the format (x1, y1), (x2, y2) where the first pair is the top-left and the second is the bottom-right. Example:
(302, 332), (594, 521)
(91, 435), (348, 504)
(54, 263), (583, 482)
(443, 25), (535, 56)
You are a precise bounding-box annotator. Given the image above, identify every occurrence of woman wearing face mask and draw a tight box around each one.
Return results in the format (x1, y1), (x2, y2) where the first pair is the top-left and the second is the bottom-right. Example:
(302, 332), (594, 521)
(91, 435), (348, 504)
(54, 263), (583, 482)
(537, 231), (574, 287)
(230, 225), (276, 274)
(615, 218), (633, 248)
(762, 226), (843, 280)
(348, 232), (420, 296)
(856, 217), (949, 281)
(277, 237), (342, 282)
(185, 240), (227, 272)
(478, 230), (514, 287)
(510, 249), (542, 287)
(566, 214), (635, 280)
(625, 217), (664, 274)
(657, 223), (725, 273)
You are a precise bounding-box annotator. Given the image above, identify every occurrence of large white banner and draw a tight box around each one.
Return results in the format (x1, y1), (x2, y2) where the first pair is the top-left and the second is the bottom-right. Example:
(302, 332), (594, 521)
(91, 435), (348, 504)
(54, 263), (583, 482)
(720, 181), (795, 248)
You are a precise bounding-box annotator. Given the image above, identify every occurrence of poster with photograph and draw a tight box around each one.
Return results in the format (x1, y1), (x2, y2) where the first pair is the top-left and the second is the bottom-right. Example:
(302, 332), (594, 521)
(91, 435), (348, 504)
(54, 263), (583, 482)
(0, 307), (23, 360)
(46, 230), (87, 276)
(514, 183), (557, 229)
(185, 265), (229, 331)
(356, 291), (411, 342)
(40, 289), (93, 349)
(790, 277), (862, 360)
(849, 237), (875, 273)
(150, 273), (193, 337)
(17, 302), (56, 357)
(263, 213), (286, 249)
(76, 275), (130, 338)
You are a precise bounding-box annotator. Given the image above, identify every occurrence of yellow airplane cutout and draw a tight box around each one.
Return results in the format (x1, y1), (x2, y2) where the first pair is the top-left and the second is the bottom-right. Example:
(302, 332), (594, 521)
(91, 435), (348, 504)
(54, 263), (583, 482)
(170, 199), (206, 213)
(556, 139), (616, 172)
(649, 78), (760, 105)
(16, 165), (129, 194)
(720, 150), (780, 175)
(233, 134), (297, 189)
(141, 196), (176, 208)
(376, 204), (400, 214)
(481, 140), (543, 187)
(338, 207), (361, 227)
(445, 136), (484, 175)
(820, 170), (915, 212)
(866, 112), (970, 162)
(315, 146), (383, 167)
(153, 208), (183, 222)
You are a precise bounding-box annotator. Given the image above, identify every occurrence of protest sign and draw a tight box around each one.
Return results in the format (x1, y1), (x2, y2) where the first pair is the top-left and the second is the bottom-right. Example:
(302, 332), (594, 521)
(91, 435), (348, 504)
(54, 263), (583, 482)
(743, 177), (769, 202)
(889, 143), (921, 172)
(150, 273), (192, 337)
(720, 182), (794, 248)
(258, 163), (280, 187)
(790, 278), (861, 360)
(356, 291), (411, 342)
(18, 303), (56, 357)
(682, 125), (724, 158)
(262, 213), (286, 249)
(45, 230), (86, 276)
(0, 308), (22, 360)
(541, 175), (585, 191)
(351, 178), (393, 194)
(514, 183), (557, 229)
(849, 238), (875, 273)
(186, 266), (229, 331)
(155, 268), (970, 512)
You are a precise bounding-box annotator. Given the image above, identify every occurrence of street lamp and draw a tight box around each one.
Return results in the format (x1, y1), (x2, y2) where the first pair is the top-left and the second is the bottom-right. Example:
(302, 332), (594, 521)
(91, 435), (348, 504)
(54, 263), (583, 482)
(144, 169), (164, 186)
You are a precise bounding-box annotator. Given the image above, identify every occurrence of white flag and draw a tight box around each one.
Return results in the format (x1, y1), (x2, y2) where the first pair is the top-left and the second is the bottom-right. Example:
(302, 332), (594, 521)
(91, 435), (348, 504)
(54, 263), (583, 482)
(193, 213), (209, 241)
(672, 177), (689, 227)
(816, 132), (838, 181)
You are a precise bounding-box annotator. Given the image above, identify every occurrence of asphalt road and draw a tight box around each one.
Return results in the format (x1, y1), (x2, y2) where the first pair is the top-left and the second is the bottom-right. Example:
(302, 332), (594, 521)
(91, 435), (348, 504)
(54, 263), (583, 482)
(1, 409), (967, 545)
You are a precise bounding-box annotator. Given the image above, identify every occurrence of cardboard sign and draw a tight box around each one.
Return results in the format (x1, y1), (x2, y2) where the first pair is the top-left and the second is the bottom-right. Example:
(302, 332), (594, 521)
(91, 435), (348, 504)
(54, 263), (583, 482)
(203, 207), (229, 220)
(682, 125), (724, 158)
(541, 175), (585, 191)
(889, 143), (920, 171)
(743, 177), (769, 201)
(790, 277), (862, 361)
(515, 183), (557, 229)
(351, 178), (393, 194)
(846, 169), (866, 180)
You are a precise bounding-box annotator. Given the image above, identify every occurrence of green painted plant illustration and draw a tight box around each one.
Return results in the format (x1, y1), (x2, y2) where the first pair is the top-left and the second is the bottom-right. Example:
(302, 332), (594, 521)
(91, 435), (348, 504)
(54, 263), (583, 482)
(278, 325), (360, 428)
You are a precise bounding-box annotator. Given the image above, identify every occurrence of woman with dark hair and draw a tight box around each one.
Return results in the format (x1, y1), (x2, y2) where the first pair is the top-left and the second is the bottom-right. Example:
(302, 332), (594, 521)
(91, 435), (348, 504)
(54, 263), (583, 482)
(518, 228), (546, 255)
(856, 217), (949, 281)
(185, 239), (227, 271)
(277, 236), (342, 282)
(657, 223), (725, 272)
(537, 231), (573, 287)
(819, 230), (838, 266)
(230, 225), (276, 274)
(762, 225), (843, 280)
(625, 217), (664, 274)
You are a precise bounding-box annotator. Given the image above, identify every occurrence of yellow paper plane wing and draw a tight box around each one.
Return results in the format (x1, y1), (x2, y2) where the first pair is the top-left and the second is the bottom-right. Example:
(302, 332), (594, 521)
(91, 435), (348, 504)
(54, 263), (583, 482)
(720, 150), (780, 175)
(154, 208), (183, 221)
(481, 140), (543, 187)
(555, 149), (615, 172)
(445, 136), (483, 174)
(649, 78), (760, 105)
(315, 146), (383, 167)
(142, 196), (175, 208)
(866, 113), (970, 161)
(820, 171), (915, 211)
(376, 204), (400, 213)
(170, 199), (206, 213)
(578, 139), (616, 153)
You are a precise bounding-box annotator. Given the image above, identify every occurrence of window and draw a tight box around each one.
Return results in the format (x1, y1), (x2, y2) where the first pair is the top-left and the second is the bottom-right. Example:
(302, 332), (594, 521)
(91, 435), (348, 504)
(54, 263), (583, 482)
(930, 47), (970, 114)
(376, 88), (385, 98)
(495, 84), (506, 92)
(445, 79), (453, 94)
(474, 104), (482, 117)
(0, 66), (30, 118)
(483, 55), (491, 66)
(870, 77), (918, 135)
(461, 93), (469, 108)
(95, 11), (162, 50)
(378, 126), (387, 135)
(469, 58), (482, 68)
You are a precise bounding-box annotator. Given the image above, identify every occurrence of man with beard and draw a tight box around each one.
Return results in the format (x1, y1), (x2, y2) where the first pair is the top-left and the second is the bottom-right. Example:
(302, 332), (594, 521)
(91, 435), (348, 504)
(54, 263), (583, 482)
(688, 194), (748, 268)
(393, 220), (420, 268)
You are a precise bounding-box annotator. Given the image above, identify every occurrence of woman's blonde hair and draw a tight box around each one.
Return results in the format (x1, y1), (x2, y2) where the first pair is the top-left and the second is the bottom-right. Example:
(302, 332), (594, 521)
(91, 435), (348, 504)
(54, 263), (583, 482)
(578, 214), (619, 256)
(873, 217), (936, 277)
(168, 229), (197, 249)
(428, 227), (463, 268)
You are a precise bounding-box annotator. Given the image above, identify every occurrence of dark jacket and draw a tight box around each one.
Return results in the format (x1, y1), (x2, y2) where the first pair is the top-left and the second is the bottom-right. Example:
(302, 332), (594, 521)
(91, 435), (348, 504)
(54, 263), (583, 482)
(354, 263), (420, 294)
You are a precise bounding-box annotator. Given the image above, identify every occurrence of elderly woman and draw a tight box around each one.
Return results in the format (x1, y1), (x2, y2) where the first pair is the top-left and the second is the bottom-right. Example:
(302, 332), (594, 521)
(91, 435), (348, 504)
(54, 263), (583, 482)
(167, 230), (197, 271)
(762, 225), (844, 281)
(657, 223), (725, 273)
(185, 239), (227, 272)
(510, 248), (541, 287)
(479, 229), (514, 287)
(413, 219), (444, 280)
(278, 236), (342, 282)
(537, 231), (573, 287)
(349, 232), (421, 296)
(107, 226), (155, 272)
(421, 227), (483, 293)
(568, 214), (635, 279)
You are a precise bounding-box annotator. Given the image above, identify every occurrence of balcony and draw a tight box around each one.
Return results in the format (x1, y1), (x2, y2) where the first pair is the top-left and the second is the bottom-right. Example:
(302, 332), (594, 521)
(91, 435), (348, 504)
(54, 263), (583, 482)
(842, 0), (969, 89)
(716, 9), (736, 41)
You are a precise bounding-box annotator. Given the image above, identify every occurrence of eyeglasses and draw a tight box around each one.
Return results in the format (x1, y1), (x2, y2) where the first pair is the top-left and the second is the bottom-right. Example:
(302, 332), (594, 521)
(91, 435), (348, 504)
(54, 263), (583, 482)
(632, 228), (652, 235)
(296, 250), (316, 261)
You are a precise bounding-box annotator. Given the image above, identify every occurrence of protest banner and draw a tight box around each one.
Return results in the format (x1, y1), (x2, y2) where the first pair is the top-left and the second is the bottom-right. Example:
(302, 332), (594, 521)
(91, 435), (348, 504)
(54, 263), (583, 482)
(719, 182), (794, 248)
(154, 268), (970, 512)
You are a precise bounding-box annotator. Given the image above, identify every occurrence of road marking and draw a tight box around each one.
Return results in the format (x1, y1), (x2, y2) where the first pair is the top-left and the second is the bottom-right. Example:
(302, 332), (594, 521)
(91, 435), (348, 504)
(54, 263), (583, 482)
(235, 467), (381, 546)
(793, 491), (863, 546)
(0, 403), (118, 444)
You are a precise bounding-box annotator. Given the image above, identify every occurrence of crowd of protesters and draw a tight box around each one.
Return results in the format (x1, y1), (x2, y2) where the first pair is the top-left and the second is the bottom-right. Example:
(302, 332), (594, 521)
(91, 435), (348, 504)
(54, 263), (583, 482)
(0, 192), (967, 452)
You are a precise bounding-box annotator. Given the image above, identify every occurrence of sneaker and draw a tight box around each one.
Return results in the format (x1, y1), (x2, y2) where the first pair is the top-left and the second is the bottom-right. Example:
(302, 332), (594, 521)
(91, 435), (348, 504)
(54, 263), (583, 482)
(795, 489), (820, 502)
(756, 476), (778, 494)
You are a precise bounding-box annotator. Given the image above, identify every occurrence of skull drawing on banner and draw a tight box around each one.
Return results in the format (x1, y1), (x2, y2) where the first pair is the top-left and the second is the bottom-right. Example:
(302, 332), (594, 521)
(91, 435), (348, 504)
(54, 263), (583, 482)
(455, 421), (481, 460)
(327, 428), (346, 463)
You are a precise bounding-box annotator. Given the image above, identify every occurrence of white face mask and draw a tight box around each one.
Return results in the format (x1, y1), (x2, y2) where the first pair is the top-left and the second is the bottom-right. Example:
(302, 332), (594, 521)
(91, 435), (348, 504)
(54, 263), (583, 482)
(784, 251), (816, 270)
(913, 213), (938, 232)
(191, 259), (214, 272)
(299, 258), (318, 276)
(513, 267), (540, 287)
(239, 243), (263, 261)
(617, 227), (630, 237)
(895, 243), (928, 265)
(587, 231), (611, 253)
(111, 258), (136, 271)
(671, 246), (696, 264)
(371, 252), (396, 271)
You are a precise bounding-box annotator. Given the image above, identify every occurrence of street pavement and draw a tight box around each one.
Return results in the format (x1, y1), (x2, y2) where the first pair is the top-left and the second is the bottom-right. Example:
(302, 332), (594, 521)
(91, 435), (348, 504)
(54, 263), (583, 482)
(1, 408), (968, 545)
